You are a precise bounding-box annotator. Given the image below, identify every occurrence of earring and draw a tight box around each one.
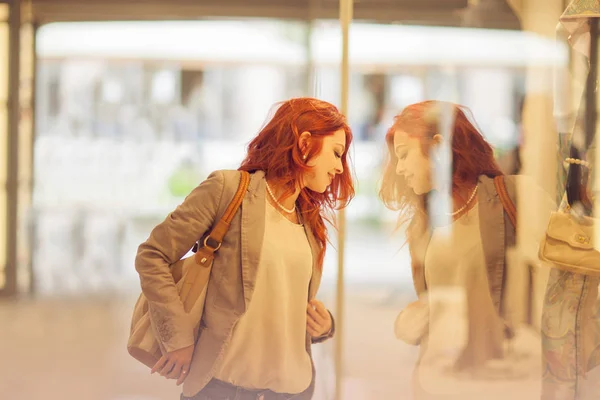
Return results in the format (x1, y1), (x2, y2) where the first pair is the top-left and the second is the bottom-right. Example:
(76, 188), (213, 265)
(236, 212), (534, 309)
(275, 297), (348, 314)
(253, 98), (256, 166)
(303, 154), (307, 160)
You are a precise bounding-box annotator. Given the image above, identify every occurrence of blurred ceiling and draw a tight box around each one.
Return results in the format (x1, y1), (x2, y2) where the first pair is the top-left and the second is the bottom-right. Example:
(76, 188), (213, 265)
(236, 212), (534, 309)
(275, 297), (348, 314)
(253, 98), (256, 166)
(30, 0), (471, 25)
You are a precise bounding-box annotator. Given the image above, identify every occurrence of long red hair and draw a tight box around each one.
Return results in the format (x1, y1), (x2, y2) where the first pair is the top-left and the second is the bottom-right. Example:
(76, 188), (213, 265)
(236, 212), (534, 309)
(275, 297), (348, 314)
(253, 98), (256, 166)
(240, 97), (354, 267)
(380, 100), (502, 236)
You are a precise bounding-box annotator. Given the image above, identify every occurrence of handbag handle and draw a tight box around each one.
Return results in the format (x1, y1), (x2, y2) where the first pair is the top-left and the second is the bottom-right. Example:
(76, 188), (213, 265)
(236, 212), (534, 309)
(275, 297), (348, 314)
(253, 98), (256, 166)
(566, 19), (598, 214)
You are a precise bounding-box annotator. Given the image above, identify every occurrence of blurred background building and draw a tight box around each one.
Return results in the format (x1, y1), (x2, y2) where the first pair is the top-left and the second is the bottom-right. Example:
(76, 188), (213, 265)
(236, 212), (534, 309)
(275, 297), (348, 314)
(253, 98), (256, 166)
(0, 0), (579, 399)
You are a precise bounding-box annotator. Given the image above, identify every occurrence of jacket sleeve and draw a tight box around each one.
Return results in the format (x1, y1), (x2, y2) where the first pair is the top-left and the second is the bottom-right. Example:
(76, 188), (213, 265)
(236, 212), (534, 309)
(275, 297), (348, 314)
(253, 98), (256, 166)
(135, 170), (225, 352)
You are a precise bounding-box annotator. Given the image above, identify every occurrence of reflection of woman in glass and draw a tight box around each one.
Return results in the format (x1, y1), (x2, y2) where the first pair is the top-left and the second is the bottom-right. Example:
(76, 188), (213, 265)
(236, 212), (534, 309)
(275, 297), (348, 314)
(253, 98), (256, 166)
(135, 98), (354, 400)
(380, 100), (553, 399)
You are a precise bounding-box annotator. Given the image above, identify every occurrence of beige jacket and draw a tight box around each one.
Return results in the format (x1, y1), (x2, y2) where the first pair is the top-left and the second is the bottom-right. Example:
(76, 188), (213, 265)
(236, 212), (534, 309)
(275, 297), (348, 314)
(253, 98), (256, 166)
(410, 176), (518, 309)
(135, 169), (334, 397)
(409, 175), (552, 365)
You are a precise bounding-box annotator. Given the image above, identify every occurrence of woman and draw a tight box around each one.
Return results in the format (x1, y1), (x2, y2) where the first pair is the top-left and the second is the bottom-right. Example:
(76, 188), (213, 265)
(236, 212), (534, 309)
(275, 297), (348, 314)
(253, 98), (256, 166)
(135, 97), (354, 400)
(380, 100), (553, 399)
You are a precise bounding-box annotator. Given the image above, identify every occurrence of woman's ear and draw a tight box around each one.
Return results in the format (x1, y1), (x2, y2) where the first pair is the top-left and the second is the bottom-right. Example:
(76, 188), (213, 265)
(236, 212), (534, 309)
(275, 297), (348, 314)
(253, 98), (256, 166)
(298, 131), (312, 155)
(431, 134), (444, 147)
(430, 134), (445, 162)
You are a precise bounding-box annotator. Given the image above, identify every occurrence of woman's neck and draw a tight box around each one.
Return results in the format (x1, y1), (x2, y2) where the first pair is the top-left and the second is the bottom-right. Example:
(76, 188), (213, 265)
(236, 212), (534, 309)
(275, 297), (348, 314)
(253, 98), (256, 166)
(424, 181), (478, 222)
(452, 183), (477, 205)
(266, 178), (301, 212)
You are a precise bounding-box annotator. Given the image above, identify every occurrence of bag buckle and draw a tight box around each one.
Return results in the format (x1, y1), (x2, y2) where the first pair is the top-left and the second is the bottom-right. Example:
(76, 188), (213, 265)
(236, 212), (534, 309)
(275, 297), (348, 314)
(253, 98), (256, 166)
(203, 235), (222, 252)
(576, 234), (590, 245)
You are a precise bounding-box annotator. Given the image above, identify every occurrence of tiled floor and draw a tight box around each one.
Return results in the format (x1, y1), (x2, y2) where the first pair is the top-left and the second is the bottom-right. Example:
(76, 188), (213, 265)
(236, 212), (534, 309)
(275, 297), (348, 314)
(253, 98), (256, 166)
(0, 288), (544, 400)
(0, 288), (415, 400)
(0, 295), (180, 400)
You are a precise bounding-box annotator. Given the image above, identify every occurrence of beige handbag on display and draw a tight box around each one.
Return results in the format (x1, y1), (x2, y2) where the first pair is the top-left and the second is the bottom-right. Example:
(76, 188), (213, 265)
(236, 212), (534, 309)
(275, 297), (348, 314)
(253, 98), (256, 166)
(127, 171), (250, 368)
(538, 210), (600, 277)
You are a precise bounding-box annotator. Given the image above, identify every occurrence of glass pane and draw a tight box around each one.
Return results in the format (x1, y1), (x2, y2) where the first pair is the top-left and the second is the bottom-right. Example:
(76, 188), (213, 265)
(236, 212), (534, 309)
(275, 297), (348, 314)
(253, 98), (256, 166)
(31, 20), (328, 399)
(330, 21), (564, 399)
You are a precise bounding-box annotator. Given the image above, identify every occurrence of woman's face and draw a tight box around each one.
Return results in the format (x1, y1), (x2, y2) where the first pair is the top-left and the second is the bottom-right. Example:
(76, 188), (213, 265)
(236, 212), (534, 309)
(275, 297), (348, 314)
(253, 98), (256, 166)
(302, 129), (346, 193)
(393, 129), (435, 195)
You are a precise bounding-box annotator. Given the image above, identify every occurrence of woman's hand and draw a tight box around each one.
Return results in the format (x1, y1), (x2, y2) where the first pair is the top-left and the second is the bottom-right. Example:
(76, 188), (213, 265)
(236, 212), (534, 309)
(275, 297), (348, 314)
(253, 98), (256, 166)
(306, 299), (332, 338)
(151, 344), (194, 386)
(394, 299), (429, 345)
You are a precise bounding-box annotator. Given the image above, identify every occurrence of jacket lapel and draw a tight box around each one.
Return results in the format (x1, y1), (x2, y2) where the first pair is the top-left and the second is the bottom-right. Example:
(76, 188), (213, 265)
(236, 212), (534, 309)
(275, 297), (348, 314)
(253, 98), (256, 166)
(477, 175), (506, 314)
(240, 170), (266, 310)
(304, 223), (321, 300)
(410, 175), (509, 307)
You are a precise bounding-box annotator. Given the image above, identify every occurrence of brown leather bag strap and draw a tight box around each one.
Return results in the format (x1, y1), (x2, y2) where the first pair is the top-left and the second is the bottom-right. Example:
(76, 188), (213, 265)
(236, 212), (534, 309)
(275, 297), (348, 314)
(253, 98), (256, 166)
(201, 171), (250, 251)
(494, 175), (517, 230)
(222, 171), (250, 224)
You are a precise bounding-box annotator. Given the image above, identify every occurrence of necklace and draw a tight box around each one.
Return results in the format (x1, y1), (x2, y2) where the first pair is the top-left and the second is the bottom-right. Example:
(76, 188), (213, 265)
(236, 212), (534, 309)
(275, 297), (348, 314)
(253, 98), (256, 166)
(446, 186), (478, 216)
(265, 181), (296, 214)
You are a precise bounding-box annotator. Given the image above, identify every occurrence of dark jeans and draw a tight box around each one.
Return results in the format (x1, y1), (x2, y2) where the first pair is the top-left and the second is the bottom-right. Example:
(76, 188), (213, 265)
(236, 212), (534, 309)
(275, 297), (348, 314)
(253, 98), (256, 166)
(181, 379), (305, 400)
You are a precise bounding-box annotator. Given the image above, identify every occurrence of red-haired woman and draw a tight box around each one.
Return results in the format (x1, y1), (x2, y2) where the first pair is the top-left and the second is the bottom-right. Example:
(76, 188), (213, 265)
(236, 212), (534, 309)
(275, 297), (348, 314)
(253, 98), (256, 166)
(380, 101), (554, 399)
(135, 97), (354, 400)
